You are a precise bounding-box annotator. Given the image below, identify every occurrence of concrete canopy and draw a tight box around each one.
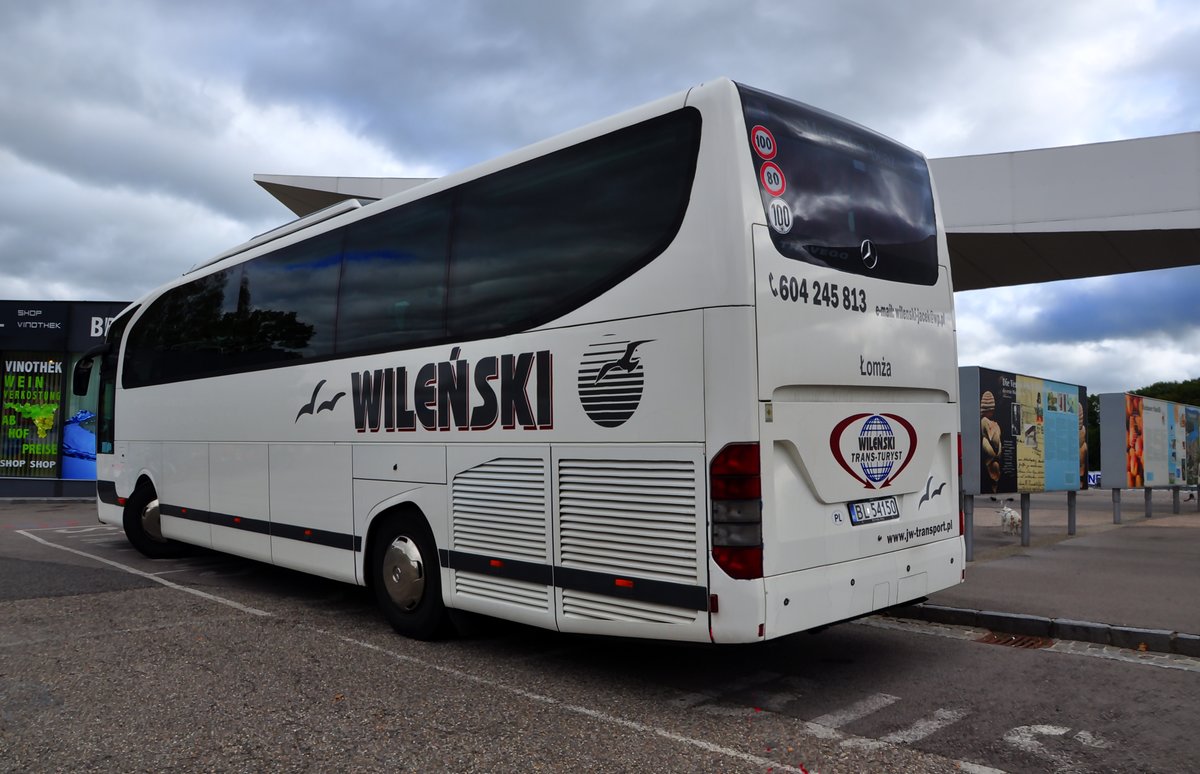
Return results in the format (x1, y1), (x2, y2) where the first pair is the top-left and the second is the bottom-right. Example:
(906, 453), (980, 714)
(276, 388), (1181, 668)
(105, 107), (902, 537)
(255, 131), (1200, 293)
(253, 174), (431, 220)
(930, 131), (1200, 291)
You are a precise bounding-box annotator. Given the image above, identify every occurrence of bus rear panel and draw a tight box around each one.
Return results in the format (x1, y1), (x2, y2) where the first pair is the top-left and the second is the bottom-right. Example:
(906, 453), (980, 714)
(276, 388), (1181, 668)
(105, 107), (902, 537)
(706, 83), (962, 642)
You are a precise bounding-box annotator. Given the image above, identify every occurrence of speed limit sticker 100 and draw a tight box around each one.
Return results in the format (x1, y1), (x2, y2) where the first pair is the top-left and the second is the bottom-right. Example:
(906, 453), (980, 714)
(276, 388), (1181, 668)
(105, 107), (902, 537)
(750, 125), (777, 160)
(767, 198), (792, 234)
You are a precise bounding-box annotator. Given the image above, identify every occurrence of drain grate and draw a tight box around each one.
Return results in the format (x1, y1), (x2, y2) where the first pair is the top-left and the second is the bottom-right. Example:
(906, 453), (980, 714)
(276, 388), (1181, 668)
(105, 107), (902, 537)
(976, 632), (1055, 649)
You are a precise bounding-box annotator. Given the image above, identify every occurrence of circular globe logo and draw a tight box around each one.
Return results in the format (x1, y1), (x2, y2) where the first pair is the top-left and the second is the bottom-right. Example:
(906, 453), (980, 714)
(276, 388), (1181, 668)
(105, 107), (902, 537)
(829, 412), (918, 490)
(578, 338), (652, 428)
(859, 415), (895, 483)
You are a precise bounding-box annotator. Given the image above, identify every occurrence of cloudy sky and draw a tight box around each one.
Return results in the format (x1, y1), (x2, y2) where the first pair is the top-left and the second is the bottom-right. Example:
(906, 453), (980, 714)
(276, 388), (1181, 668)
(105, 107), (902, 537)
(2, 0), (1198, 394)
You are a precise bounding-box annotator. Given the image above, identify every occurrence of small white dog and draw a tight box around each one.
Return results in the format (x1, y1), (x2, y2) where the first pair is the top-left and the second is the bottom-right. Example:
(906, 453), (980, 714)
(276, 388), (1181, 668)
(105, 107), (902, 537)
(999, 504), (1022, 535)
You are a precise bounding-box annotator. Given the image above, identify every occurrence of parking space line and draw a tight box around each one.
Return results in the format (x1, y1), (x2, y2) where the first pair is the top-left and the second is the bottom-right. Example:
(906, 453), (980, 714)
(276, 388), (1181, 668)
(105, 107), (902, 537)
(16, 529), (273, 618)
(879, 707), (969, 744)
(810, 692), (899, 729)
(324, 631), (812, 774)
(18, 525), (120, 532)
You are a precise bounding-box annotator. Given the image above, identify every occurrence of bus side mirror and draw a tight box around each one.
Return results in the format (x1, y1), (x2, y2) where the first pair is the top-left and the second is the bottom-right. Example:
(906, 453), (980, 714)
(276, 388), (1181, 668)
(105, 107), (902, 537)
(72, 344), (109, 396)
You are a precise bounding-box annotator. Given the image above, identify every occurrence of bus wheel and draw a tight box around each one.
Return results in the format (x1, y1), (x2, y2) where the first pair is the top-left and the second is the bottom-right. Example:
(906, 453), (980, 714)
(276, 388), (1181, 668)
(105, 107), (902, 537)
(123, 484), (188, 559)
(371, 515), (450, 640)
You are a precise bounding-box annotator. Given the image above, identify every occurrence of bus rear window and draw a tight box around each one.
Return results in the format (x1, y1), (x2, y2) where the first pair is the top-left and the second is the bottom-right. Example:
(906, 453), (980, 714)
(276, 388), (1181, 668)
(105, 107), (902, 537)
(737, 83), (938, 286)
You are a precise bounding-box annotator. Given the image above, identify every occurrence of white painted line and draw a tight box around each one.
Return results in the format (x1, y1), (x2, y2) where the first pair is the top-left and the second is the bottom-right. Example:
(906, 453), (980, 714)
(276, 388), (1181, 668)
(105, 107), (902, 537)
(324, 631), (815, 774)
(21, 525), (118, 533)
(16, 529), (273, 618)
(879, 707), (968, 744)
(1003, 724), (1069, 760)
(957, 762), (1007, 774)
(838, 736), (888, 751)
(800, 721), (843, 741)
(1073, 730), (1112, 749)
(810, 692), (899, 729)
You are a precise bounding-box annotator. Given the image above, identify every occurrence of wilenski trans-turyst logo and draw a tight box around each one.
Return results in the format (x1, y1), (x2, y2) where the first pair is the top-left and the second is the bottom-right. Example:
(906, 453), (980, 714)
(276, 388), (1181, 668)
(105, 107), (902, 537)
(578, 337), (653, 428)
(829, 413), (918, 489)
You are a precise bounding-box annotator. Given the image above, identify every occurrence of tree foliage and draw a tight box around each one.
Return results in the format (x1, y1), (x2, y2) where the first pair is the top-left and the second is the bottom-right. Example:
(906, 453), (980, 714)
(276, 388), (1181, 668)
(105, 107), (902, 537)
(1131, 378), (1200, 406)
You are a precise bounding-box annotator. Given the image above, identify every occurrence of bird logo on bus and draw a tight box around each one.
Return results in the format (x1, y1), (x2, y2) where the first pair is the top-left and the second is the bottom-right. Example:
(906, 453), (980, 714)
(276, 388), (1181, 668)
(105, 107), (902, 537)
(578, 337), (653, 428)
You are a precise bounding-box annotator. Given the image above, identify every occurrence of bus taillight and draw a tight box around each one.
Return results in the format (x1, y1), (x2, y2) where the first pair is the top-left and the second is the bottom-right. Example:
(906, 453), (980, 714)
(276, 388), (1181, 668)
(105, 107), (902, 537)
(710, 443), (763, 580)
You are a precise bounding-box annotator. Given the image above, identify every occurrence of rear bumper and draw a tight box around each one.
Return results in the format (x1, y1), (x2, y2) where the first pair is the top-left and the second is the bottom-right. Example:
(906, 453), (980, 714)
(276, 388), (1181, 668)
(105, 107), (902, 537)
(763, 535), (964, 639)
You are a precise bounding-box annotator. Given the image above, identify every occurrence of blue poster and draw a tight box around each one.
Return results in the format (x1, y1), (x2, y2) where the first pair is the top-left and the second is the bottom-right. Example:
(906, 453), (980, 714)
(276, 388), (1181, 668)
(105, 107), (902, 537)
(1043, 380), (1081, 490)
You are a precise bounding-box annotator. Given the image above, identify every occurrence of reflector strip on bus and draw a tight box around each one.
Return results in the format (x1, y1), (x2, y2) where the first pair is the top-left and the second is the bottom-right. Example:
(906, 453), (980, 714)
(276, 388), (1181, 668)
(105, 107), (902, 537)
(441, 548), (709, 611)
(157, 502), (362, 551)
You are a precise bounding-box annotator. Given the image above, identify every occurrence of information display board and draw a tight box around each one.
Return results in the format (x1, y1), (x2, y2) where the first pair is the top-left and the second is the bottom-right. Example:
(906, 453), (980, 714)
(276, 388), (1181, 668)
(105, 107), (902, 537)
(1100, 393), (1199, 488)
(960, 367), (1086, 495)
(1, 353), (66, 478)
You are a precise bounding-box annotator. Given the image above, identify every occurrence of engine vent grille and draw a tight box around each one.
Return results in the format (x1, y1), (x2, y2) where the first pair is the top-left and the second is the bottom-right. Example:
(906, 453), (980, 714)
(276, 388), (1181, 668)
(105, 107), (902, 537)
(561, 589), (698, 625)
(452, 458), (548, 562)
(558, 458), (699, 585)
(454, 571), (551, 612)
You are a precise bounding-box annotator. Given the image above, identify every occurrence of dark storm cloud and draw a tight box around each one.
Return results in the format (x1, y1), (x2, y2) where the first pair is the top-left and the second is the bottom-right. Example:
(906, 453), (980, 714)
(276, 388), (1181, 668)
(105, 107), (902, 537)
(160, 0), (1103, 170)
(0, 3), (280, 223)
(998, 266), (1200, 345)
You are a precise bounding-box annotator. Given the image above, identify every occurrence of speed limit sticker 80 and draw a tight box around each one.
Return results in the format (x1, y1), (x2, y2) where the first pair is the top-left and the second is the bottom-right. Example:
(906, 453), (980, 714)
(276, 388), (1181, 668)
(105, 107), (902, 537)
(760, 161), (786, 196)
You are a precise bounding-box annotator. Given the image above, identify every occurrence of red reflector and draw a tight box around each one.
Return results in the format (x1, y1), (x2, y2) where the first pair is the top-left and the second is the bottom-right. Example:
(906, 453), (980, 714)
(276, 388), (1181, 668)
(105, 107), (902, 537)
(233, 517), (242, 524)
(712, 546), (763, 580)
(181, 508), (187, 514)
(709, 594), (719, 613)
(304, 529), (313, 537)
(711, 443), (762, 500)
(117, 498), (126, 506)
(615, 578), (634, 589)
(758, 623), (765, 638)
(712, 443), (760, 475)
(957, 432), (963, 477)
(489, 559), (504, 568)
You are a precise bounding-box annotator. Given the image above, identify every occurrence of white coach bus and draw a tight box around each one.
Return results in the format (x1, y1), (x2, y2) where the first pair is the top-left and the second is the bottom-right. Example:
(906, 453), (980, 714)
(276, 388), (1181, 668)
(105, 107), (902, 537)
(75, 78), (963, 643)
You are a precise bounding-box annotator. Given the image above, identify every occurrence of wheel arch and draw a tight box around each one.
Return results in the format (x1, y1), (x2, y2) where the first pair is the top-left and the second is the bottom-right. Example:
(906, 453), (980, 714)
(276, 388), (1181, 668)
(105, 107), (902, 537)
(362, 500), (435, 594)
(133, 472), (156, 497)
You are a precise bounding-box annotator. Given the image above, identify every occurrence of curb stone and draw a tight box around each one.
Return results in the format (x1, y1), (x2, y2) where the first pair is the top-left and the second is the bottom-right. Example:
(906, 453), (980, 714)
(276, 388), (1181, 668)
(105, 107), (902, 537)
(887, 603), (1200, 656)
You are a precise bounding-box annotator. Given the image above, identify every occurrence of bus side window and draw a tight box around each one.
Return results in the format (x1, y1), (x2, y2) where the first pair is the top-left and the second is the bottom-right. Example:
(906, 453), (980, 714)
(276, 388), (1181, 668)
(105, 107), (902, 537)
(336, 193), (451, 355)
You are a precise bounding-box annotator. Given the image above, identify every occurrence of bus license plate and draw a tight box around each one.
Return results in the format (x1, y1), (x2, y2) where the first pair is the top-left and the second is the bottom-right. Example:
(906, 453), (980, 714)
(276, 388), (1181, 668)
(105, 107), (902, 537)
(848, 496), (900, 525)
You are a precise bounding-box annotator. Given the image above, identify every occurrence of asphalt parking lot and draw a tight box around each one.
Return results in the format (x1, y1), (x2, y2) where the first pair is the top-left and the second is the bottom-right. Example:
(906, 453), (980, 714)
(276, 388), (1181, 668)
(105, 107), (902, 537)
(5, 498), (1200, 773)
(2, 501), (977, 774)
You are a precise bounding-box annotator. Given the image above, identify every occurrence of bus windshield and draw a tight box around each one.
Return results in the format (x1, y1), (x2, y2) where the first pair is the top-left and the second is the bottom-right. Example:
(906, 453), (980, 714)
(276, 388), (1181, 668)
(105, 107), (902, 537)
(738, 83), (938, 285)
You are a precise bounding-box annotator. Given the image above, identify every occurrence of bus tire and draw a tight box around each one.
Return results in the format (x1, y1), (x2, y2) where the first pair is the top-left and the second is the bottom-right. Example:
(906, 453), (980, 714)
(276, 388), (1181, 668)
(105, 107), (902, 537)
(123, 484), (189, 559)
(370, 514), (450, 640)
